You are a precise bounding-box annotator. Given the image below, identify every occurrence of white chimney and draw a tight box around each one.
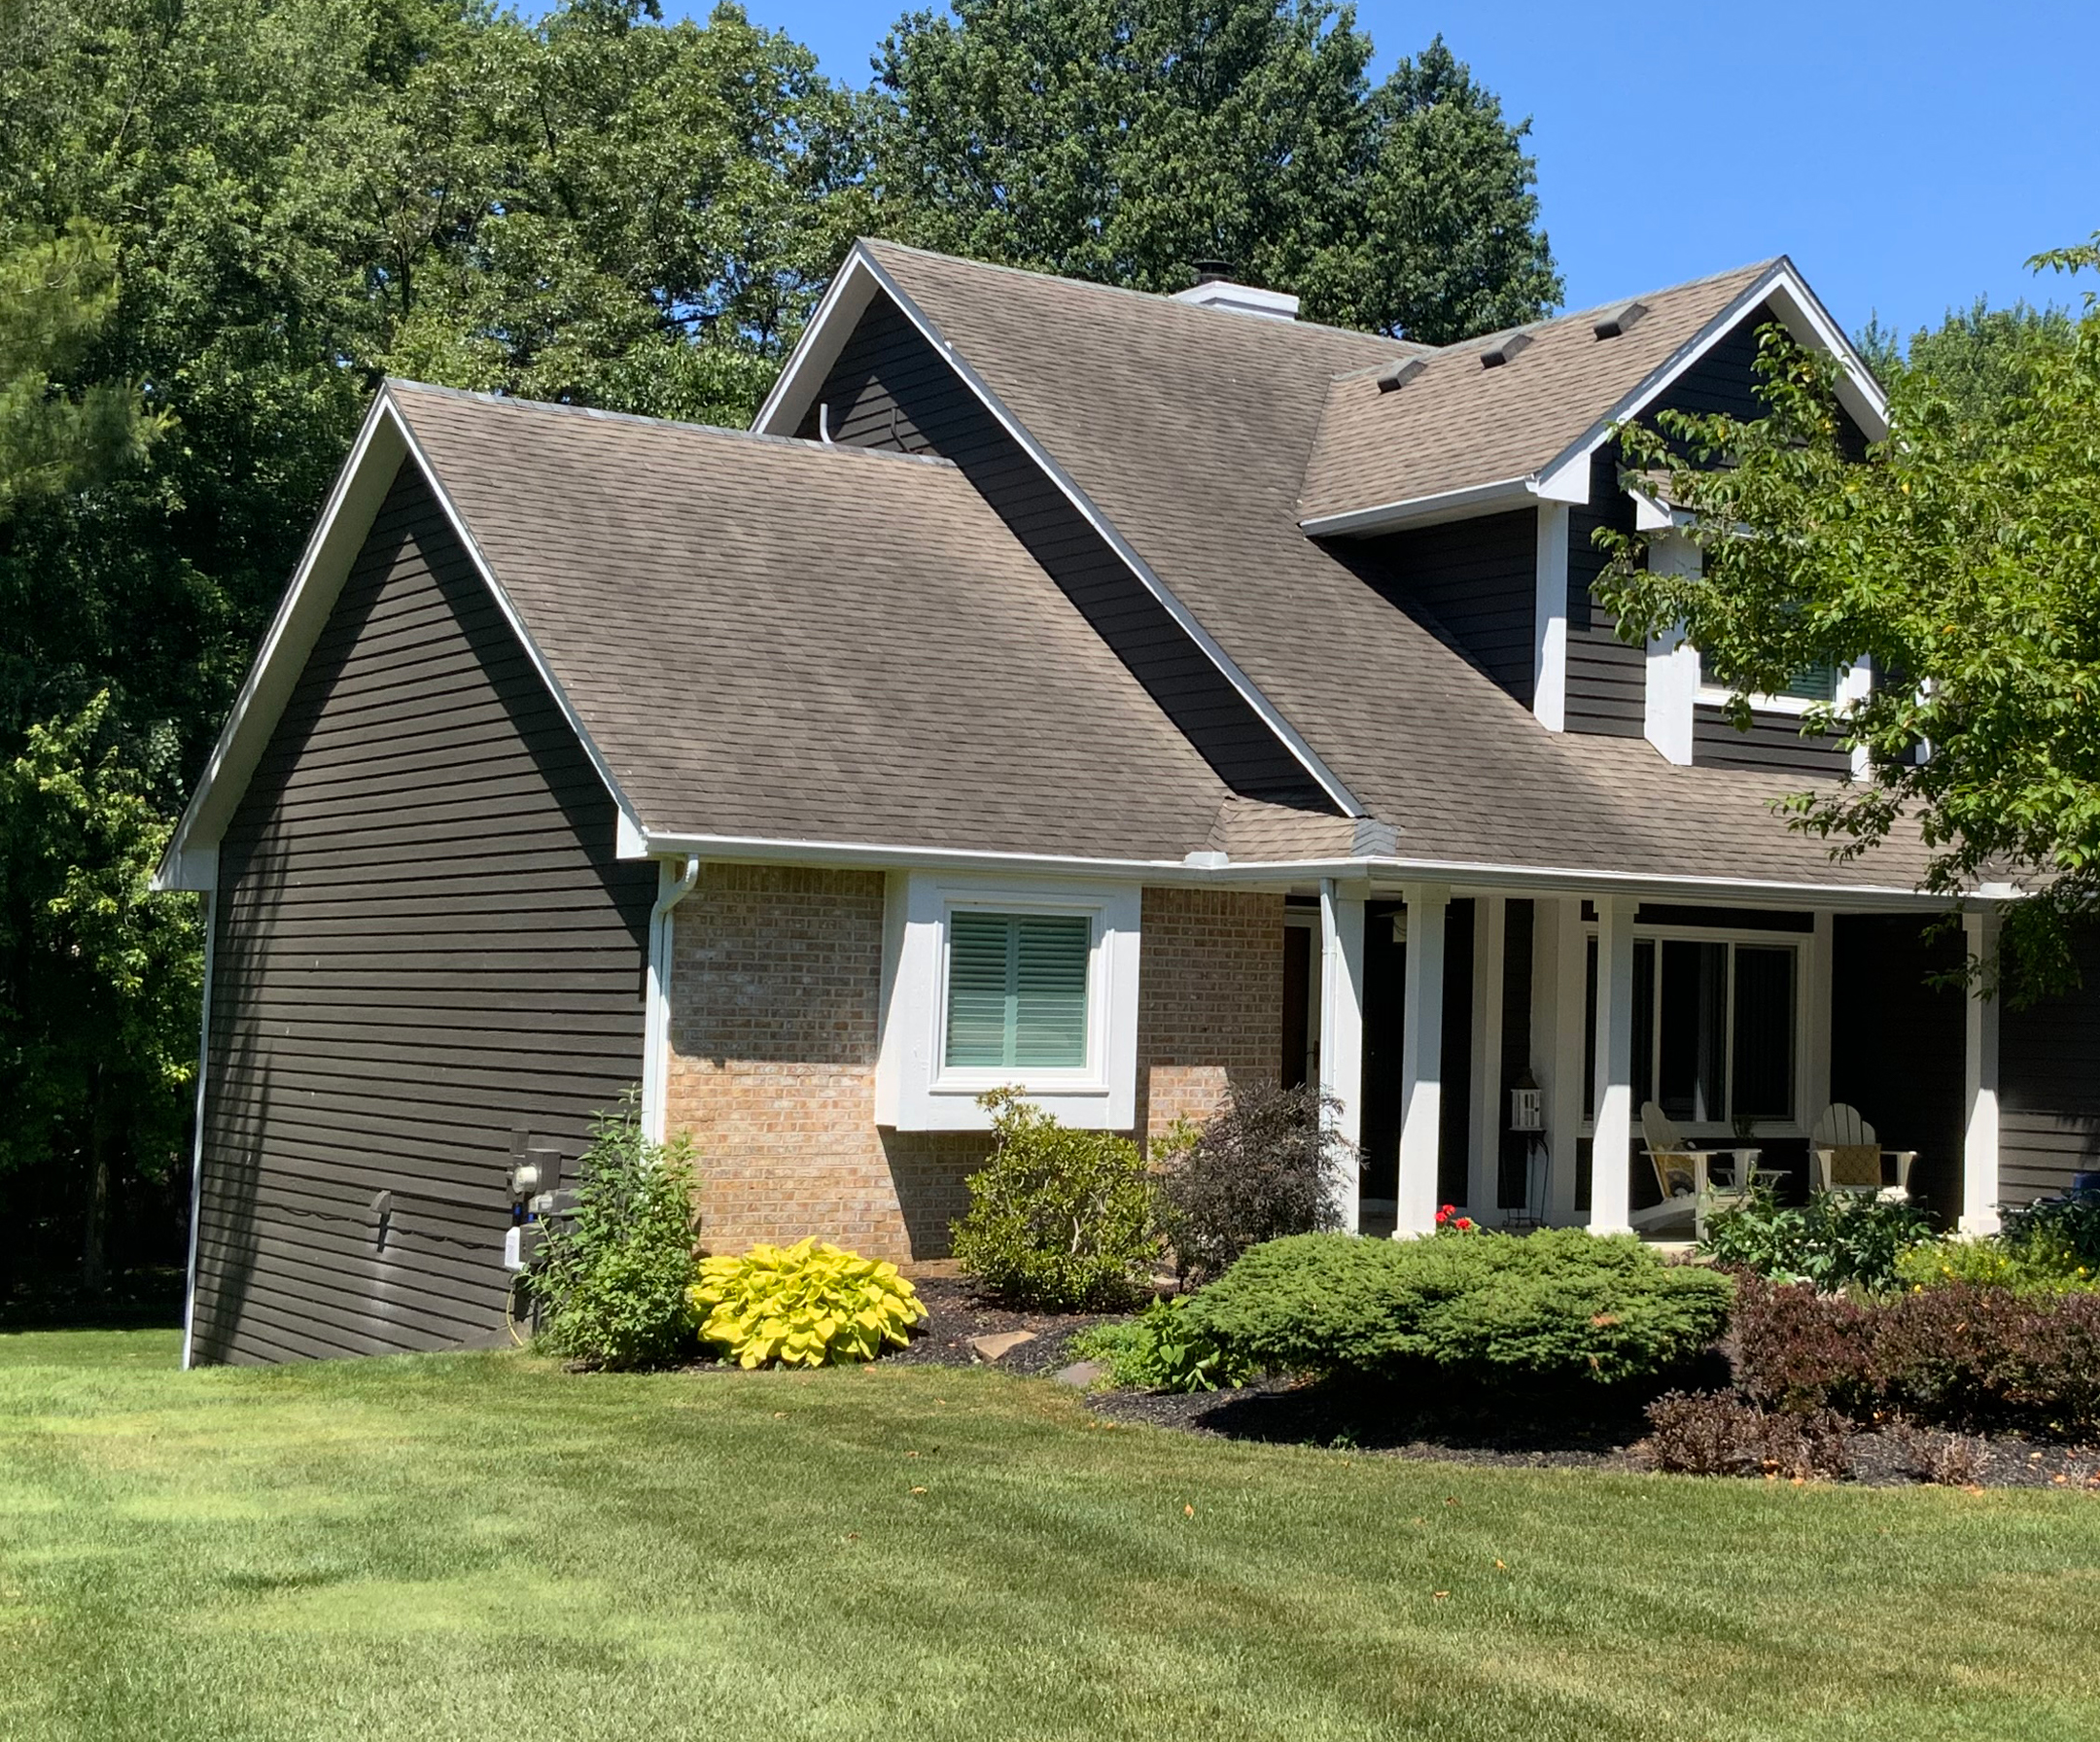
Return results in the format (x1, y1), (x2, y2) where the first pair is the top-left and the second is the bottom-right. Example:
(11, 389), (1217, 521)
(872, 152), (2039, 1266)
(1171, 263), (1300, 322)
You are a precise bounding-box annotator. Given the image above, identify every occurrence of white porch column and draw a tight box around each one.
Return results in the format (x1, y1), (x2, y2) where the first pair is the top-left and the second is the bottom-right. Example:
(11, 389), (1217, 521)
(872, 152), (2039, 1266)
(1591, 894), (1638, 1236)
(1962, 906), (2003, 1236)
(1538, 896), (1587, 1225)
(1468, 895), (1507, 1219)
(1318, 878), (1367, 1233)
(1395, 883), (1451, 1237)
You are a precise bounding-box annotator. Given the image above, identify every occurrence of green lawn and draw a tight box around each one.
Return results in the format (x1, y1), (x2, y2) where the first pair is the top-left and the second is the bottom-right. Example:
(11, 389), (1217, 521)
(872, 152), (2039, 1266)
(3, 1329), (2097, 1741)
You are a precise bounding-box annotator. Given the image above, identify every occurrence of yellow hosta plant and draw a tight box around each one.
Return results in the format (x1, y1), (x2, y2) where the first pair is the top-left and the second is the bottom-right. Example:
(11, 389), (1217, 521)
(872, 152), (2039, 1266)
(689, 1238), (927, 1369)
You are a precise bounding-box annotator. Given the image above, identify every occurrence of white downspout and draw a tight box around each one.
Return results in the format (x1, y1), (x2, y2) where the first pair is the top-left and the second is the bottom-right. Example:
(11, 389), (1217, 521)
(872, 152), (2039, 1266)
(181, 890), (217, 1372)
(642, 854), (702, 1144)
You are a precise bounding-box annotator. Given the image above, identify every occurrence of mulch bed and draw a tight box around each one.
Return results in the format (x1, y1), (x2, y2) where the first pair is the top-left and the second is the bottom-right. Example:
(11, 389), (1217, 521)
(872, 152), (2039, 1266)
(883, 1273), (1124, 1378)
(873, 1280), (2100, 1489)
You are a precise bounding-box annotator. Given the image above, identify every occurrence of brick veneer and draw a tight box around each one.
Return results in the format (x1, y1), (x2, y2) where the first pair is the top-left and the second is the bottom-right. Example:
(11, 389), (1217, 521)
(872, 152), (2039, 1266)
(1135, 887), (1285, 1145)
(662, 866), (1284, 1259)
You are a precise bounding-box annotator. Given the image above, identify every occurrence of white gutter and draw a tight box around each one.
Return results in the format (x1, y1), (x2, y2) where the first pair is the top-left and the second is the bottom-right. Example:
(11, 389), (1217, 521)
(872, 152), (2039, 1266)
(1300, 474), (1574, 539)
(637, 826), (1968, 914)
(640, 854), (702, 1143)
(180, 890), (217, 1372)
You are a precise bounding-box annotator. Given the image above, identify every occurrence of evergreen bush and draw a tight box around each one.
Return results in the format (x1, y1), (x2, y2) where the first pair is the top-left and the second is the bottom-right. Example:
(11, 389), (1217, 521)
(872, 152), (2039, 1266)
(1186, 1229), (1732, 1385)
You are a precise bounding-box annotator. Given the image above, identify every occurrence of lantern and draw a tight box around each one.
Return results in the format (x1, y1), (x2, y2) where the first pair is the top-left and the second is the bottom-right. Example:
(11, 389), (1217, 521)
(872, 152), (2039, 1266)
(1508, 1065), (1543, 1132)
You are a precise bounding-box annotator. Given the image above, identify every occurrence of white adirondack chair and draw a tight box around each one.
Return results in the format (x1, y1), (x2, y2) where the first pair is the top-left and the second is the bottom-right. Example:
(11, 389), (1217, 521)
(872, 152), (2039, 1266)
(1810, 1103), (1915, 1198)
(1633, 1101), (1751, 1238)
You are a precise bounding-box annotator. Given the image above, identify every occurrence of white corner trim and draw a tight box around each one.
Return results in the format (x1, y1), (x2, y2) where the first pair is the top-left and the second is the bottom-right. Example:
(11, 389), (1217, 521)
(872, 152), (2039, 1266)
(755, 243), (1364, 819)
(1643, 534), (1701, 766)
(179, 889), (216, 1372)
(884, 870), (1140, 1132)
(155, 389), (647, 893)
(1543, 261), (1890, 503)
(1532, 503), (1569, 731)
(642, 854), (702, 1144)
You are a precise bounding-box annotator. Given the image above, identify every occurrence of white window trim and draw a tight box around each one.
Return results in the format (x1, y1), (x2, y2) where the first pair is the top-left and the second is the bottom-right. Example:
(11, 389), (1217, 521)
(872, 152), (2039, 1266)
(1579, 920), (1817, 1141)
(877, 871), (1140, 1132)
(1696, 683), (1823, 718)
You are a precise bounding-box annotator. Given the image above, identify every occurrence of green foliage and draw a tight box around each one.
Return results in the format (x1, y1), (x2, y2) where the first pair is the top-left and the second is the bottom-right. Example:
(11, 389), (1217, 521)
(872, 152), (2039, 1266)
(2003, 1189), (2100, 1269)
(951, 1090), (1158, 1310)
(1068, 1295), (1255, 1392)
(689, 1237), (927, 1368)
(868, 7), (1558, 343)
(1892, 1235), (2096, 1295)
(1697, 1188), (1935, 1293)
(1150, 1081), (1349, 1283)
(1187, 1230), (1733, 1384)
(1595, 233), (2100, 1001)
(0, 221), (164, 512)
(1857, 297), (2077, 432)
(0, 0), (862, 1277)
(527, 1102), (699, 1369)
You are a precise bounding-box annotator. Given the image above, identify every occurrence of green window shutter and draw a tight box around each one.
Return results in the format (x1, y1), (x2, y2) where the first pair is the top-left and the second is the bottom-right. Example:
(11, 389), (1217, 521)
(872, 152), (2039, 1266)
(945, 911), (1091, 1070)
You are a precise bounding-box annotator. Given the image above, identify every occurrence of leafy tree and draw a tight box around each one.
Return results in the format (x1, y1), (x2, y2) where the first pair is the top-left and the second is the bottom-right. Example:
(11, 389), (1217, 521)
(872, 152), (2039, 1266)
(1596, 236), (2100, 1002)
(867, 4), (1558, 341)
(0, 0), (860, 1288)
(1857, 296), (2076, 429)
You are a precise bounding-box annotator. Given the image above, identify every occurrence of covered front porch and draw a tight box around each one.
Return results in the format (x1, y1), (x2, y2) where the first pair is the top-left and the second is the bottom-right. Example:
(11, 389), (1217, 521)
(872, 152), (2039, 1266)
(1280, 883), (2006, 1239)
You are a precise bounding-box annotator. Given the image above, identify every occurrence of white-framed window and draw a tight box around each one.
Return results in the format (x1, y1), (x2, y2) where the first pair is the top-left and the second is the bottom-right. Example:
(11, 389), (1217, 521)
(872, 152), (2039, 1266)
(1582, 925), (1809, 1134)
(876, 872), (1140, 1131)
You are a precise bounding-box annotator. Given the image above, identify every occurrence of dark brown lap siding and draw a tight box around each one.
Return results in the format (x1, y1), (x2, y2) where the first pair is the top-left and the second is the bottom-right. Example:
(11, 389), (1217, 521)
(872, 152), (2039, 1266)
(192, 463), (654, 1366)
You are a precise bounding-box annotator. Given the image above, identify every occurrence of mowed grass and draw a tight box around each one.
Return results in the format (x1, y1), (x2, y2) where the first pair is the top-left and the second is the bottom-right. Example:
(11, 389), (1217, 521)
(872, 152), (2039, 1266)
(2, 1330), (2097, 1741)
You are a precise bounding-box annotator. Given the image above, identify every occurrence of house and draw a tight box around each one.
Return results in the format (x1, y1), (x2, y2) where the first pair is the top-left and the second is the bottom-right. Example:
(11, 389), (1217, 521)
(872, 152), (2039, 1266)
(157, 240), (2100, 1366)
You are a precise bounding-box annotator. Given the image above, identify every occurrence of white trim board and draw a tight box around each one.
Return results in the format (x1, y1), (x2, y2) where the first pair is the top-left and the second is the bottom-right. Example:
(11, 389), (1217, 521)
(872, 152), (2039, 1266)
(754, 243), (1365, 819)
(153, 387), (646, 892)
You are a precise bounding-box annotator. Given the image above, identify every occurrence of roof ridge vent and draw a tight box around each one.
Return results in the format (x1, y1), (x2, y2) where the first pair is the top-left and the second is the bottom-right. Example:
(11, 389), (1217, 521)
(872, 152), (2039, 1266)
(1375, 358), (1427, 394)
(1593, 300), (1650, 340)
(1479, 331), (1531, 369)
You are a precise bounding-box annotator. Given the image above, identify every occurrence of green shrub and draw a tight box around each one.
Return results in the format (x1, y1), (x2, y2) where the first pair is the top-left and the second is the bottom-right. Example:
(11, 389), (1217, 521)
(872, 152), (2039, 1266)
(951, 1091), (1157, 1310)
(1186, 1229), (1732, 1385)
(1068, 1296), (1256, 1393)
(1892, 1235), (2097, 1294)
(1150, 1083), (1351, 1283)
(2003, 1191), (2100, 1270)
(1698, 1187), (1933, 1292)
(690, 1238), (927, 1368)
(526, 1105), (699, 1370)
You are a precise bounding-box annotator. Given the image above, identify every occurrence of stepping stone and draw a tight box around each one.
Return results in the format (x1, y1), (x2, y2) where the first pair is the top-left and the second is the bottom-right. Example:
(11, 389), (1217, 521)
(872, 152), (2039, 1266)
(968, 1331), (1036, 1363)
(1053, 1360), (1107, 1388)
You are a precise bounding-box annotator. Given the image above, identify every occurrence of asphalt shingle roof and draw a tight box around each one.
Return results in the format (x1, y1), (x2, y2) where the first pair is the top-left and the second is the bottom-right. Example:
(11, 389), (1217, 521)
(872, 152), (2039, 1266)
(388, 381), (1238, 862)
(1299, 261), (1775, 522)
(858, 241), (1929, 893)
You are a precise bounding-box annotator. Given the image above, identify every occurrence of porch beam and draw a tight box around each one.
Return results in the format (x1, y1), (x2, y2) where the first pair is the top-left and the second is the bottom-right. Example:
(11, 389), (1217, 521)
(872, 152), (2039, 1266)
(1591, 894), (1638, 1236)
(1468, 895), (1506, 1219)
(1395, 883), (1451, 1237)
(1962, 906), (2002, 1235)
(1318, 878), (1367, 1234)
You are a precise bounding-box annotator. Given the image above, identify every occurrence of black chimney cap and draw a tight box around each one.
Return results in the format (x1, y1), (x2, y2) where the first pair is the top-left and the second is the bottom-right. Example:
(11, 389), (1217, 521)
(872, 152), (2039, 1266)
(1191, 260), (1236, 285)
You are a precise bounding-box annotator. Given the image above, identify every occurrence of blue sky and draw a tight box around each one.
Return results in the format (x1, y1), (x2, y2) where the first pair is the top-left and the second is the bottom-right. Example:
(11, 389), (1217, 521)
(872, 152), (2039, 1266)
(691, 0), (2096, 343)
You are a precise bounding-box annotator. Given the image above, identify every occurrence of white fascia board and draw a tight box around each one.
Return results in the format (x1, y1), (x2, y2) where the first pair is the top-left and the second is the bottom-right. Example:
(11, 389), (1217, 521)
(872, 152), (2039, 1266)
(1299, 475), (1549, 539)
(1541, 261), (1890, 502)
(154, 388), (645, 892)
(752, 250), (883, 438)
(755, 244), (1365, 819)
(635, 826), (1952, 910)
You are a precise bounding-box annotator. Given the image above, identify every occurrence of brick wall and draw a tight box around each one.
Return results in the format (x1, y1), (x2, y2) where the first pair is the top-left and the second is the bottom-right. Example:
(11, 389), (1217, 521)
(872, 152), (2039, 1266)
(1136, 888), (1285, 1146)
(663, 867), (1284, 1259)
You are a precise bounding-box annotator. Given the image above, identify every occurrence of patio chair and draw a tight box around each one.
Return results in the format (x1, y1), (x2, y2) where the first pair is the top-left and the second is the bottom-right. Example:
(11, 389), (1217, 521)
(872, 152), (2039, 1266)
(1633, 1101), (1750, 1239)
(1809, 1103), (1915, 1199)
